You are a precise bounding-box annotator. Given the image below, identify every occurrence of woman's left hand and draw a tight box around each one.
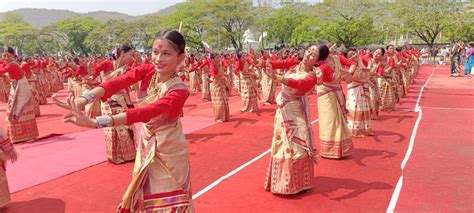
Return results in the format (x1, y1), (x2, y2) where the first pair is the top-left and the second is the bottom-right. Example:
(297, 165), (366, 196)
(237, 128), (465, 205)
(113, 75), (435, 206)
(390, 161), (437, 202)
(63, 94), (98, 128)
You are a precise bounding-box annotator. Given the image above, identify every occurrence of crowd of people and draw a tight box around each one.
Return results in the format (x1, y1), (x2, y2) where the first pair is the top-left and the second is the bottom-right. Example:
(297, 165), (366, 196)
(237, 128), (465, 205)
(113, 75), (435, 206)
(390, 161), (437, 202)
(419, 42), (474, 77)
(1, 28), (473, 211)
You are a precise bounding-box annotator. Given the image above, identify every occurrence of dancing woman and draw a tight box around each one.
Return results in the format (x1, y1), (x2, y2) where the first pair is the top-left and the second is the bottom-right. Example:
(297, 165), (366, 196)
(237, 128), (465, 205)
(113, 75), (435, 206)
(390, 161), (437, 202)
(344, 48), (374, 137)
(264, 44), (328, 194)
(236, 53), (259, 112)
(373, 48), (397, 111)
(64, 30), (193, 212)
(0, 128), (17, 209)
(366, 50), (381, 120)
(0, 47), (39, 143)
(316, 42), (356, 159)
(209, 53), (230, 123)
(99, 45), (137, 164)
(260, 50), (277, 105)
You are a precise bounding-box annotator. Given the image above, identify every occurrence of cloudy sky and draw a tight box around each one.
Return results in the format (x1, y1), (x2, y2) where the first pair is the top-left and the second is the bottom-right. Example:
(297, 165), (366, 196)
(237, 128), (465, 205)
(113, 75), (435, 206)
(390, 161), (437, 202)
(0, 0), (322, 16)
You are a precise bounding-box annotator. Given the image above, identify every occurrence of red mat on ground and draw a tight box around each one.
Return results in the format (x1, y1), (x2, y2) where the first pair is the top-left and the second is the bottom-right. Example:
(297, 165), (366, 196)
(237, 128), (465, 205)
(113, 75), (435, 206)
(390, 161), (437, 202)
(7, 129), (106, 193)
(6, 114), (215, 194)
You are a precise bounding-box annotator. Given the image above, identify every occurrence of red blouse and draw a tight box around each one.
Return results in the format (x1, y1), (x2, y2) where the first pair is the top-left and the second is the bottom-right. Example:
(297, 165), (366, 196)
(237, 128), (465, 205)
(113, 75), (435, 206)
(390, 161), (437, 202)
(360, 56), (370, 67)
(286, 74), (317, 96)
(270, 58), (300, 70)
(76, 66), (88, 77)
(41, 60), (48, 69)
(377, 64), (385, 76)
(319, 55), (357, 83)
(99, 63), (189, 125)
(63, 70), (73, 79)
(221, 58), (230, 69)
(378, 57), (395, 76)
(188, 62), (201, 73)
(59, 64), (70, 72)
(94, 59), (114, 77)
(268, 58), (316, 96)
(0, 62), (23, 80)
(233, 58), (244, 73)
(21, 62), (32, 78)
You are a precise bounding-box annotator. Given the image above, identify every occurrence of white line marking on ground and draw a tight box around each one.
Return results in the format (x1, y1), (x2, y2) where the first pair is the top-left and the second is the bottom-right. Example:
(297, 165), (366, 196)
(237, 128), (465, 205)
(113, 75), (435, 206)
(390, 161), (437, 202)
(193, 118), (320, 200)
(192, 148), (270, 199)
(387, 68), (435, 212)
(421, 106), (474, 110)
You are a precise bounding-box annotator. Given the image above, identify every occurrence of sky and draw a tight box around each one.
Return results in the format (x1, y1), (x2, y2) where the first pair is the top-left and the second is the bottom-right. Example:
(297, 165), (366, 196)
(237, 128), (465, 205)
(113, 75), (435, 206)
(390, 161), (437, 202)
(0, 0), (322, 16)
(0, 0), (187, 16)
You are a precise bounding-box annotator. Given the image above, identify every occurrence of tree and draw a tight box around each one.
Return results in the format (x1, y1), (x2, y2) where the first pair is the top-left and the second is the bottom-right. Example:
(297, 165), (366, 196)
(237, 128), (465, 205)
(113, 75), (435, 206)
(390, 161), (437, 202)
(0, 12), (37, 55)
(312, 0), (383, 48)
(85, 19), (151, 54)
(131, 15), (161, 50)
(263, 1), (306, 44)
(161, 0), (209, 49)
(443, 3), (474, 43)
(207, 0), (255, 50)
(388, 0), (467, 48)
(252, 5), (273, 49)
(291, 18), (323, 45)
(52, 17), (102, 54)
(31, 26), (67, 55)
(1, 12), (28, 24)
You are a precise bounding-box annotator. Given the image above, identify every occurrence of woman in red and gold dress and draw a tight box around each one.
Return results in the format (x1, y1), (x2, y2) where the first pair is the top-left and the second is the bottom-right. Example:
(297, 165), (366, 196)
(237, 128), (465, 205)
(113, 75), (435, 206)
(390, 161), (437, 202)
(64, 30), (193, 212)
(235, 53), (259, 112)
(0, 58), (9, 103)
(264, 44), (328, 195)
(208, 53), (230, 123)
(0, 128), (17, 210)
(344, 48), (374, 137)
(0, 47), (39, 143)
(21, 57), (41, 116)
(98, 45), (137, 164)
(316, 42), (356, 159)
(374, 47), (397, 112)
(260, 50), (277, 105)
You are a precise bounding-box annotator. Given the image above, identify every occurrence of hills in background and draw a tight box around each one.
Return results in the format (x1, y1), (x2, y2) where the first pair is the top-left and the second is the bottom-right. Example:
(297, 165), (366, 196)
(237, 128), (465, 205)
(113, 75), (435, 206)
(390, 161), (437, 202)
(0, 5), (178, 28)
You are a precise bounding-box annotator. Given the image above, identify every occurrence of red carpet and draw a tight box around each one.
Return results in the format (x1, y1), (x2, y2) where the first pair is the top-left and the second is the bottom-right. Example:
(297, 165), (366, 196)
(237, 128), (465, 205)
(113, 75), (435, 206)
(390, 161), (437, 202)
(7, 129), (106, 193)
(7, 114), (215, 194)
